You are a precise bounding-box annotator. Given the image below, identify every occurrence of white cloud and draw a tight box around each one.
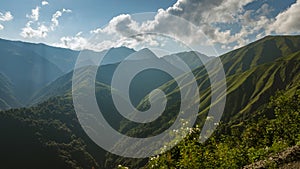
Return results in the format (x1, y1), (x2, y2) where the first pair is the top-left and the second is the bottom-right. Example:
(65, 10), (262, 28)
(87, 0), (257, 52)
(268, 0), (300, 34)
(53, 0), (300, 54)
(226, 5), (274, 49)
(141, 0), (298, 51)
(87, 0), (251, 53)
(53, 32), (88, 50)
(26, 6), (40, 21)
(205, 0), (255, 23)
(256, 3), (273, 16)
(51, 11), (62, 30)
(0, 11), (13, 21)
(91, 14), (138, 36)
(51, 9), (72, 30)
(21, 6), (45, 38)
(21, 7), (71, 39)
(87, 14), (145, 50)
(164, 0), (255, 25)
(42, 1), (49, 6)
(157, 0), (279, 50)
(0, 11), (13, 31)
(20, 21), (49, 38)
(62, 8), (72, 13)
(89, 11), (205, 50)
(123, 1), (255, 50)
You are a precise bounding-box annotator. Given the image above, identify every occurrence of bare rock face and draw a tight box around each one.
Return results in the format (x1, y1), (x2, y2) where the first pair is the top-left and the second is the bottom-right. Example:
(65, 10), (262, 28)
(243, 145), (300, 169)
(280, 161), (300, 169)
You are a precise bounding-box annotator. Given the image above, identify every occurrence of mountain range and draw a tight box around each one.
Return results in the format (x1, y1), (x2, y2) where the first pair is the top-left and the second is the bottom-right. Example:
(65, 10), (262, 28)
(0, 35), (299, 168)
(0, 38), (211, 109)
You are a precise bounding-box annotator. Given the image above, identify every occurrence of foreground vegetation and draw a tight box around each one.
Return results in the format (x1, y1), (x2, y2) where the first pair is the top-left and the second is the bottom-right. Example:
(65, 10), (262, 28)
(144, 88), (300, 169)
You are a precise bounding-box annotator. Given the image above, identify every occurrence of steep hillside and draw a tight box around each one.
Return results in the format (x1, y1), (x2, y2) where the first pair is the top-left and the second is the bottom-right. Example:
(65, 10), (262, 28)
(0, 35), (299, 169)
(0, 73), (20, 109)
(0, 81), (137, 169)
(30, 48), (210, 106)
(221, 35), (300, 76)
(0, 40), (65, 105)
(0, 38), (78, 73)
(116, 36), (300, 138)
(104, 36), (300, 167)
(146, 86), (300, 169)
(163, 51), (213, 70)
(0, 97), (100, 169)
(0, 38), (138, 108)
(204, 35), (300, 123)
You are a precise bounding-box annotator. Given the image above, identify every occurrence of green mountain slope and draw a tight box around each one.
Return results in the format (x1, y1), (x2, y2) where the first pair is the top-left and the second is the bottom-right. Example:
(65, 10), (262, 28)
(163, 51), (213, 70)
(0, 73), (20, 110)
(221, 35), (300, 76)
(203, 49), (300, 124)
(0, 97), (100, 169)
(0, 39), (138, 108)
(116, 36), (300, 138)
(200, 35), (300, 124)
(0, 80), (137, 169)
(107, 36), (300, 168)
(146, 87), (300, 169)
(0, 35), (299, 168)
(0, 39), (65, 106)
(9, 40), (79, 73)
(30, 49), (210, 106)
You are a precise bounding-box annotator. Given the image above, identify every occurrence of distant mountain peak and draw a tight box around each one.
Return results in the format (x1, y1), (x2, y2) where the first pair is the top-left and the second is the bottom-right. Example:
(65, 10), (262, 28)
(126, 48), (159, 60)
(101, 46), (136, 65)
(107, 46), (135, 53)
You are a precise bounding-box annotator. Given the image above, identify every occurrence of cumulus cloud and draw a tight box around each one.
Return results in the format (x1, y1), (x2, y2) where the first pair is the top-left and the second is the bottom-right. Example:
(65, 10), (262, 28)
(88, 11), (208, 51)
(51, 11), (61, 29)
(160, 0), (281, 50)
(256, 3), (274, 16)
(87, 14), (146, 50)
(268, 0), (300, 34)
(224, 4), (274, 49)
(161, 0), (300, 50)
(42, 1), (49, 6)
(51, 9), (72, 30)
(164, 0), (255, 25)
(91, 14), (138, 36)
(55, 14), (155, 51)
(0, 11), (13, 21)
(26, 6), (40, 21)
(87, 0), (257, 52)
(0, 11), (13, 31)
(62, 8), (72, 13)
(20, 22), (49, 38)
(162, 0), (258, 48)
(21, 6), (71, 39)
(53, 32), (88, 50)
(55, 0), (300, 53)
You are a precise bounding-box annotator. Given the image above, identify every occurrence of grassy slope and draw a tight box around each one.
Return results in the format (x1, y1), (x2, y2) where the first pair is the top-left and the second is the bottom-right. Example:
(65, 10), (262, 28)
(137, 35), (300, 124)
(0, 73), (21, 110)
(0, 35), (299, 168)
(105, 35), (300, 168)
(106, 36), (300, 168)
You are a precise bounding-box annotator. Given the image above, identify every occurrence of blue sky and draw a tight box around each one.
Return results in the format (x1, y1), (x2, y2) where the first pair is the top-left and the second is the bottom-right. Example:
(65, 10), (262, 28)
(0, 0), (299, 56)
(0, 0), (176, 42)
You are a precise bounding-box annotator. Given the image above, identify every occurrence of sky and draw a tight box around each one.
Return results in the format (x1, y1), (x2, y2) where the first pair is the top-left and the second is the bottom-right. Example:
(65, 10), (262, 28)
(0, 0), (299, 56)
